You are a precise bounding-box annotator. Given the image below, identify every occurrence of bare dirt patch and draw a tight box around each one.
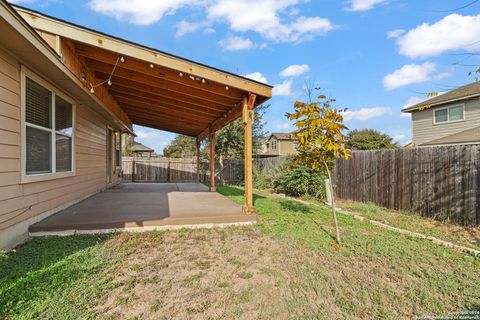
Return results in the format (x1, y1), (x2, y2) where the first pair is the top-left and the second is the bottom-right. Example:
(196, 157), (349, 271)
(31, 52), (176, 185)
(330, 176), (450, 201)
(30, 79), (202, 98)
(94, 227), (322, 320)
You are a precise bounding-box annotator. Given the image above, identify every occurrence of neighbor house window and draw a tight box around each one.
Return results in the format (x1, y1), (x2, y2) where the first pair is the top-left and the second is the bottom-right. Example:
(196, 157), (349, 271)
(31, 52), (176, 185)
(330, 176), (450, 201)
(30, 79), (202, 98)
(272, 140), (277, 150)
(22, 68), (74, 182)
(434, 104), (464, 124)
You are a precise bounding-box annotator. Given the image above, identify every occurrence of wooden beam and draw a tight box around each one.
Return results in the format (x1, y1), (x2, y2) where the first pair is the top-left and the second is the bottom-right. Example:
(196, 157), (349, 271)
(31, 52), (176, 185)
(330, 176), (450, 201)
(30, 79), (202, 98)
(197, 102), (241, 141)
(59, 38), (133, 129)
(16, 9), (273, 98)
(209, 128), (216, 192)
(196, 139), (201, 183)
(243, 94), (256, 215)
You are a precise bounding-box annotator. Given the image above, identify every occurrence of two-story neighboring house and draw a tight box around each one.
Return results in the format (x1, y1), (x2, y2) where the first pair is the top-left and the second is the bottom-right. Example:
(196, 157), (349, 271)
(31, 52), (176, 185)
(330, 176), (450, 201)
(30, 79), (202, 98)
(402, 81), (480, 146)
(259, 133), (298, 157)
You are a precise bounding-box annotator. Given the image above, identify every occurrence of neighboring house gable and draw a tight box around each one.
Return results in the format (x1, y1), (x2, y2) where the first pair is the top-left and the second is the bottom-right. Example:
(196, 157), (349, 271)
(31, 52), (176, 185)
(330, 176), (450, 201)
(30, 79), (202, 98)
(260, 133), (298, 156)
(402, 81), (480, 146)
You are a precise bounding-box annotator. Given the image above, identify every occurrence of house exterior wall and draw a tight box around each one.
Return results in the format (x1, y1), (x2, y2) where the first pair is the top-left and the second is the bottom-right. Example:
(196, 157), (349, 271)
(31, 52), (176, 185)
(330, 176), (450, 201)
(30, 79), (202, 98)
(0, 47), (121, 249)
(279, 140), (298, 155)
(412, 98), (480, 146)
(261, 137), (298, 156)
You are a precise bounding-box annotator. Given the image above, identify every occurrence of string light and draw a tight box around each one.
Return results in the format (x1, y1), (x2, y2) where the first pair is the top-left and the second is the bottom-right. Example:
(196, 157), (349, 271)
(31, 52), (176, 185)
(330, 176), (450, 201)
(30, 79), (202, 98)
(225, 86), (229, 91)
(149, 63), (155, 69)
(179, 72), (184, 77)
(89, 56), (124, 94)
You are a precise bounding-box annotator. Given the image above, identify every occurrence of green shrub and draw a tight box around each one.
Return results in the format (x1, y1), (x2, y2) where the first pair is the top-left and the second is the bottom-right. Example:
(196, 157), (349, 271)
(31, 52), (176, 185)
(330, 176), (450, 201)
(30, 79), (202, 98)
(253, 156), (326, 201)
(273, 165), (326, 200)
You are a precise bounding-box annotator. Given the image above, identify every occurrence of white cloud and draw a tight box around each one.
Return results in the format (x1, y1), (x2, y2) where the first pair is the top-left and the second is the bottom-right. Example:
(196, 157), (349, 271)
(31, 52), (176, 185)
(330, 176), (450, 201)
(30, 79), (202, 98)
(272, 80), (293, 96)
(276, 122), (291, 130)
(176, 20), (206, 37)
(279, 64), (310, 77)
(402, 96), (425, 110)
(87, 0), (197, 25)
(243, 72), (268, 84)
(88, 0), (335, 44)
(346, 0), (387, 12)
(133, 125), (174, 154)
(387, 29), (404, 39)
(396, 14), (480, 58)
(218, 36), (254, 51)
(342, 107), (391, 121)
(392, 134), (405, 142)
(383, 62), (450, 90)
(204, 27), (216, 34)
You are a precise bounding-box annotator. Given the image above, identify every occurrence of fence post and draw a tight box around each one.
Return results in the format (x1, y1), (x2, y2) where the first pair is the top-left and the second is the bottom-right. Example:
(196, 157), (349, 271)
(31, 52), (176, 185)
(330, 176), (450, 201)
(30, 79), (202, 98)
(132, 158), (135, 182)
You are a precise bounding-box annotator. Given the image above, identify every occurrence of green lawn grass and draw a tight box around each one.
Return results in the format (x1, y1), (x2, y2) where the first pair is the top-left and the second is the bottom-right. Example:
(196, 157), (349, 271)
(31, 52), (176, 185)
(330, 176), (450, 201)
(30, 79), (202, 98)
(336, 200), (480, 251)
(1, 186), (479, 319)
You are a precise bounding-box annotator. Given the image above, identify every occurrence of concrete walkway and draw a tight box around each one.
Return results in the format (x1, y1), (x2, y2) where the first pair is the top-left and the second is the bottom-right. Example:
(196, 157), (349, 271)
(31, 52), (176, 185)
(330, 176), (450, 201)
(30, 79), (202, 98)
(30, 183), (254, 234)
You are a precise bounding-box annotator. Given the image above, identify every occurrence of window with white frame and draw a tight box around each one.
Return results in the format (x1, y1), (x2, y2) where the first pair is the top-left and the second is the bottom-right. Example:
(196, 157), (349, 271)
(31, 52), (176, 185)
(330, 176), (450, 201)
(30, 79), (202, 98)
(271, 140), (277, 150)
(23, 73), (74, 179)
(434, 104), (464, 124)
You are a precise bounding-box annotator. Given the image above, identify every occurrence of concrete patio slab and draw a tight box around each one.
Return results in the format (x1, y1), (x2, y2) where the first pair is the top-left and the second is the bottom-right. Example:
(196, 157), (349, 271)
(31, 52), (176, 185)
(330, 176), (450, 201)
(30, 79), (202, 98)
(29, 183), (254, 234)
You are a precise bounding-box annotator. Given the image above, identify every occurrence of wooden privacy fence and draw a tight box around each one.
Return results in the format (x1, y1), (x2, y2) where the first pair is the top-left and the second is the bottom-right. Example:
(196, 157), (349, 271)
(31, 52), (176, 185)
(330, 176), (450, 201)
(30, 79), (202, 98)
(333, 146), (480, 226)
(122, 156), (285, 184)
(122, 157), (244, 184)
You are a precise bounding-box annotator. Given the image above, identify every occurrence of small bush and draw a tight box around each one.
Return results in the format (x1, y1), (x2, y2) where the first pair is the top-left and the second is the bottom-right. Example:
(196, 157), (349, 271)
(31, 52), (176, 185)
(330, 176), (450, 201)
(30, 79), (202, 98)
(253, 157), (327, 201)
(274, 165), (326, 200)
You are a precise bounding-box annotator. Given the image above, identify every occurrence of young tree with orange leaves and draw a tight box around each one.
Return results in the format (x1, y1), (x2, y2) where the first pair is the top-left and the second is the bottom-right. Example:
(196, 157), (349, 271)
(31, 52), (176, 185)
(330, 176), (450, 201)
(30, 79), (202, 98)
(286, 94), (350, 243)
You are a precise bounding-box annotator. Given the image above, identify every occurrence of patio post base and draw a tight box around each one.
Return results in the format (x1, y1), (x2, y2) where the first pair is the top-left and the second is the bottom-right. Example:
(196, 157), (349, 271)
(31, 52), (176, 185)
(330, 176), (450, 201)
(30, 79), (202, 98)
(210, 187), (216, 192)
(242, 206), (256, 215)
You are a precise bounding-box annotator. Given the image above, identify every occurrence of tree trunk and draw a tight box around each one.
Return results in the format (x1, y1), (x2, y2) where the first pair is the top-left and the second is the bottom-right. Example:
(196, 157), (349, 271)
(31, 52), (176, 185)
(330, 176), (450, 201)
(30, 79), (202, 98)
(324, 160), (341, 243)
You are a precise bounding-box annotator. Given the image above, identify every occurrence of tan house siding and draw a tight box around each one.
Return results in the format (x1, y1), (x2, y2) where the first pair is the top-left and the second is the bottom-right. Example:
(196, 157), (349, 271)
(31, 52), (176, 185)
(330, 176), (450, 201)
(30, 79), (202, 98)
(412, 98), (480, 146)
(279, 140), (297, 155)
(0, 47), (121, 237)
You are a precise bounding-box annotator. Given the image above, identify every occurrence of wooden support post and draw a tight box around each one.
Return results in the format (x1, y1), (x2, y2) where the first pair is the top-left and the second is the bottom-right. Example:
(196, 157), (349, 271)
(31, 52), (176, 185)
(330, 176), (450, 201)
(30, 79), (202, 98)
(196, 139), (201, 183)
(209, 128), (216, 192)
(243, 94), (256, 214)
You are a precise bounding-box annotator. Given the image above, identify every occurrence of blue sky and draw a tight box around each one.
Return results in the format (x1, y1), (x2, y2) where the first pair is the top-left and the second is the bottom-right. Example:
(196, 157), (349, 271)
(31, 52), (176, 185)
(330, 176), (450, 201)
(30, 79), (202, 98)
(11, 0), (480, 152)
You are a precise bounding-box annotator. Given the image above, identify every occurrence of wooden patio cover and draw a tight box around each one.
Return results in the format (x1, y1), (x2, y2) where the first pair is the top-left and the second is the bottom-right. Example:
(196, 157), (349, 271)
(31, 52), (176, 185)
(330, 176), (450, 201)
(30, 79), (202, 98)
(15, 5), (272, 214)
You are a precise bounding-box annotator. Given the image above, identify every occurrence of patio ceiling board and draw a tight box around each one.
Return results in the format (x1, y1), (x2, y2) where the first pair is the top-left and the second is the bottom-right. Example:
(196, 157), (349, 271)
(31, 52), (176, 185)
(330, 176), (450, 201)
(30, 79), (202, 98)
(109, 91), (221, 121)
(86, 59), (240, 107)
(105, 82), (227, 115)
(119, 104), (212, 126)
(75, 43), (246, 101)
(127, 115), (203, 137)
(105, 80), (232, 110)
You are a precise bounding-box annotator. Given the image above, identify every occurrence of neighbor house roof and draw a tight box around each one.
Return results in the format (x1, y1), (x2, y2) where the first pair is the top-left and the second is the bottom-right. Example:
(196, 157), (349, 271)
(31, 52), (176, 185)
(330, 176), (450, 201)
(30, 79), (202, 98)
(11, 3), (272, 140)
(268, 133), (293, 140)
(132, 143), (154, 153)
(402, 81), (480, 113)
(421, 126), (480, 146)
